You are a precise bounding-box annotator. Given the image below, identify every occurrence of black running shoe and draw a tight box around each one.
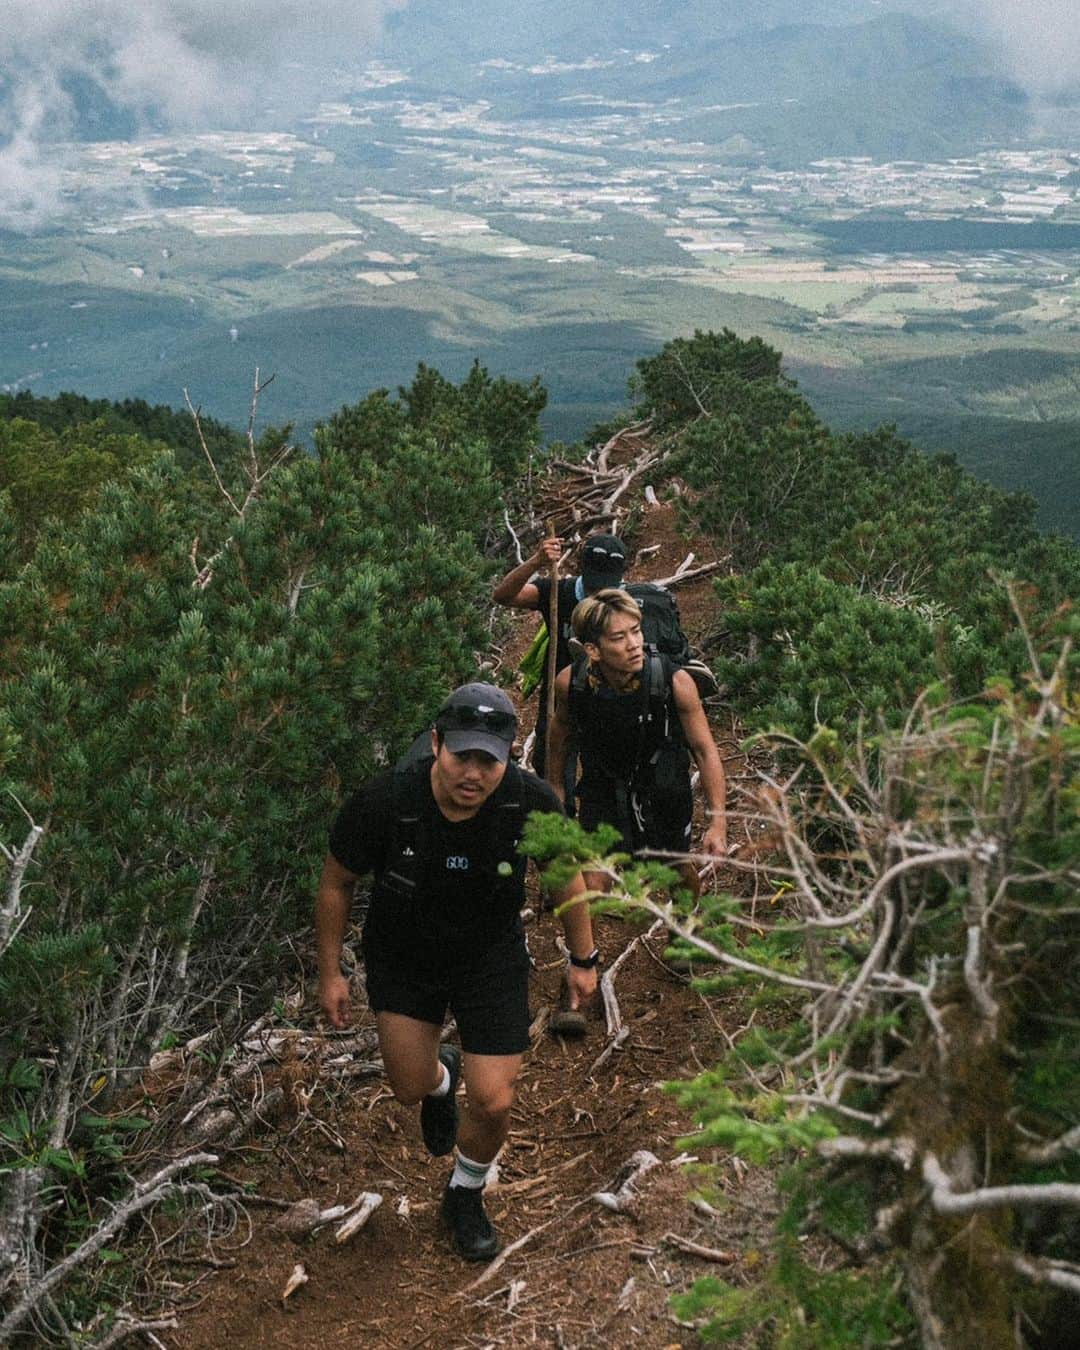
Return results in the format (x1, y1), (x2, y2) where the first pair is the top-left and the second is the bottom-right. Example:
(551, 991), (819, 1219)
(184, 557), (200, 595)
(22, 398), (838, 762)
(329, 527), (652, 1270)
(420, 1044), (461, 1156)
(441, 1183), (499, 1262)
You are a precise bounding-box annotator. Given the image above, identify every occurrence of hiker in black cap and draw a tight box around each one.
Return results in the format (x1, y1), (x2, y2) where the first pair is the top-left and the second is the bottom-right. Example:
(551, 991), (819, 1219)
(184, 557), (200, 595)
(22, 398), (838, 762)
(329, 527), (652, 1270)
(315, 683), (598, 1262)
(492, 532), (629, 782)
(548, 591), (727, 898)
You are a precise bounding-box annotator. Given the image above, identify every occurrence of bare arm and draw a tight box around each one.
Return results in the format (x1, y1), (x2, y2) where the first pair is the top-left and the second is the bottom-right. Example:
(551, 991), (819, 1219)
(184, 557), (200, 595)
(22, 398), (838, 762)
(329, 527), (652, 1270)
(672, 669), (727, 856)
(555, 870), (598, 1008)
(547, 665), (573, 806)
(315, 853), (360, 1027)
(492, 536), (562, 608)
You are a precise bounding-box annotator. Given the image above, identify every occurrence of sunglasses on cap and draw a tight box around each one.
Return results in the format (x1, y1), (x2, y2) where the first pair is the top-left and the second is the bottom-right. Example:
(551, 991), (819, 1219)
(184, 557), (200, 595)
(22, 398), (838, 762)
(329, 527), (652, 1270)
(436, 705), (517, 737)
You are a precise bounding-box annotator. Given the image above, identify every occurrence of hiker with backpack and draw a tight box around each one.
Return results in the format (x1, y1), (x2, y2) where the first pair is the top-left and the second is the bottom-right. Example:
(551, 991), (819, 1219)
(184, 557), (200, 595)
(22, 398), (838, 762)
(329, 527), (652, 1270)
(315, 683), (598, 1262)
(547, 590), (727, 898)
(493, 532), (694, 786)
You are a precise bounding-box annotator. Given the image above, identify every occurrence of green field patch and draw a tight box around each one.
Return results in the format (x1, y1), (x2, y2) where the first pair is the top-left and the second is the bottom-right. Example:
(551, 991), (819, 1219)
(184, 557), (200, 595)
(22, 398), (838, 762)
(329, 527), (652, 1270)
(353, 199), (599, 265)
(703, 278), (871, 309)
(92, 207), (365, 239)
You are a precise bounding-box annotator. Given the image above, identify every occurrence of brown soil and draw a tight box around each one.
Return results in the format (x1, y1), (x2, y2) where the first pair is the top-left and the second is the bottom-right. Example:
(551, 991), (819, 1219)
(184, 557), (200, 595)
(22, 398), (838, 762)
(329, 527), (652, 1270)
(160, 479), (778, 1350)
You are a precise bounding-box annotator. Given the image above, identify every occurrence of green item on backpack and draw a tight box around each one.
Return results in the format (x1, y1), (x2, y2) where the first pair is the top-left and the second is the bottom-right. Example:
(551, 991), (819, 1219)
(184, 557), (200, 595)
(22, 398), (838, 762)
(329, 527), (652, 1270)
(519, 623), (549, 698)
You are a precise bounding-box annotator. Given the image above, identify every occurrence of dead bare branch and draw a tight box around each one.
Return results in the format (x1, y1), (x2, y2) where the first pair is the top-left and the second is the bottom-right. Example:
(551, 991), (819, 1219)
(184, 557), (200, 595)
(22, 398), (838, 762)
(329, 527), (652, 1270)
(592, 1151), (663, 1213)
(662, 1231), (738, 1264)
(1, 811), (47, 955)
(183, 389), (241, 517)
(0, 1153), (220, 1340)
(649, 559), (728, 589)
(923, 1153), (1080, 1216)
(334, 1192), (383, 1243)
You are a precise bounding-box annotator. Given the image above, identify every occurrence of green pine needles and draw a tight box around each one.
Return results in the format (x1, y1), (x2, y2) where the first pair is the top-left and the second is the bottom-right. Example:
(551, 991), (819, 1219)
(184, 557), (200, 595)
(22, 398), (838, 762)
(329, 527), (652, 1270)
(523, 585), (1078, 1346)
(0, 365), (545, 1342)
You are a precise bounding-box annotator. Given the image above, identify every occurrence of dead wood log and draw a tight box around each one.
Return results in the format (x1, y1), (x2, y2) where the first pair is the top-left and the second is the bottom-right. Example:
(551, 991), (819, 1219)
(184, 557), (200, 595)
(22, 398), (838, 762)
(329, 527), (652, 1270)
(334, 1191), (383, 1243)
(603, 456), (662, 515)
(187, 1086), (285, 1146)
(662, 1231), (738, 1264)
(281, 1262), (308, 1302)
(650, 560), (727, 589)
(275, 1198), (322, 1239)
(88, 1314), (181, 1348)
(595, 419), (653, 475)
(549, 458), (605, 479)
(592, 1150), (663, 1213)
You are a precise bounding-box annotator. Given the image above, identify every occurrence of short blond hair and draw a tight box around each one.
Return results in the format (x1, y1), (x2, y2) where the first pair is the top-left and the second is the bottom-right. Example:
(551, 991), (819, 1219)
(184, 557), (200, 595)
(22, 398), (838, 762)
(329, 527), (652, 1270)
(571, 588), (641, 647)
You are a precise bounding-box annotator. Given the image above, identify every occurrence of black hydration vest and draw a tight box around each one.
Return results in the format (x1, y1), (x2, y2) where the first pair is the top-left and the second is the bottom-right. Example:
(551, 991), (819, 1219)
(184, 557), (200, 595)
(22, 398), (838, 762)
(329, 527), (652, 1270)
(568, 647), (689, 798)
(373, 755), (529, 914)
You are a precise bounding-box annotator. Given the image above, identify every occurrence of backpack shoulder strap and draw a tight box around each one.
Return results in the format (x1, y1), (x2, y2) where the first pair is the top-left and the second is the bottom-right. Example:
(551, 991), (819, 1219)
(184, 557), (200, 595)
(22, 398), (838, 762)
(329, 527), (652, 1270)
(488, 762), (528, 882)
(646, 646), (673, 732)
(567, 652), (591, 723)
(636, 647), (683, 778)
(382, 757), (431, 893)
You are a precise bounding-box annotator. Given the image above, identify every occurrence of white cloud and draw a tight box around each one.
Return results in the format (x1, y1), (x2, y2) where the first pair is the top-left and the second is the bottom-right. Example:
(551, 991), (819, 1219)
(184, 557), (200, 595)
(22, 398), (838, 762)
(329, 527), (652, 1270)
(0, 1), (406, 229)
(954, 1), (1080, 95)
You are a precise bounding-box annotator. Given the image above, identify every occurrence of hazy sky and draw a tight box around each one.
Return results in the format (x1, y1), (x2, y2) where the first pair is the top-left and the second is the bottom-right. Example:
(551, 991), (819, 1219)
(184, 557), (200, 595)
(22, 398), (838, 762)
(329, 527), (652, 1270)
(1, 1), (1077, 230)
(962, 1), (1080, 94)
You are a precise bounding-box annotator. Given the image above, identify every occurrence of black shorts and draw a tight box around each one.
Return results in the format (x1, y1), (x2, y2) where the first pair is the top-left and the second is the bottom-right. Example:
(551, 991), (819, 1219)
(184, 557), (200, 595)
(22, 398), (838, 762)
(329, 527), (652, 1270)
(578, 781), (693, 857)
(362, 934), (531, 1056)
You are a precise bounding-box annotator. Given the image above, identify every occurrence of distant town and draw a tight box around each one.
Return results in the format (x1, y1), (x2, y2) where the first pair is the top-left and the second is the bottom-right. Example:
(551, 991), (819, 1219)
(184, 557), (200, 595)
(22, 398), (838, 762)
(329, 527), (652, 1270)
(3, 50), (1078, 540)
(55, 56), (1080, 336)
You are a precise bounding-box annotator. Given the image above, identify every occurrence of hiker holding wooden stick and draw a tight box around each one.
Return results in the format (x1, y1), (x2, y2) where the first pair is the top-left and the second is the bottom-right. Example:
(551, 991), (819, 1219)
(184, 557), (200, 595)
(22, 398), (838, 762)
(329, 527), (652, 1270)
(492, 532), (628, 793)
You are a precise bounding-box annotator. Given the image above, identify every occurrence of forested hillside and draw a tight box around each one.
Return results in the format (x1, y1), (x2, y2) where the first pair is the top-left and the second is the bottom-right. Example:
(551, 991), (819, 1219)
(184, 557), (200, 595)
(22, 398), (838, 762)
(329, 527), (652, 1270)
(1, 337), (1076, 1347)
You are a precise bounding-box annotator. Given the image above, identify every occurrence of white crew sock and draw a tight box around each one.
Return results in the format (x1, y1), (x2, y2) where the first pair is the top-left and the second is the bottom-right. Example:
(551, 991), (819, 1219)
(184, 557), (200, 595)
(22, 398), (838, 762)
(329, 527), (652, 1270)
(427, 1061), (451, 1099)
(449, 1151), (491, 1190)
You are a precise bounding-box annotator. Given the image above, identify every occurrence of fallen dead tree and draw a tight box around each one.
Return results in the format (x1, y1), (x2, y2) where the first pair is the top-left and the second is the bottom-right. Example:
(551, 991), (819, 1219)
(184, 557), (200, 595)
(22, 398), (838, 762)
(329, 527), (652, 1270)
(173, 1005), (381, 1150)
(530, 421), (664, 540)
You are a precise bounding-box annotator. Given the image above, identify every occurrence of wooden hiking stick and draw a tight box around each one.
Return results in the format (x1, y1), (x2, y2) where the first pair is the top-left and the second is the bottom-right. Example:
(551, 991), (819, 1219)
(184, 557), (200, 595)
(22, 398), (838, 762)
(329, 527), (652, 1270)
(544, 517), (560, 771)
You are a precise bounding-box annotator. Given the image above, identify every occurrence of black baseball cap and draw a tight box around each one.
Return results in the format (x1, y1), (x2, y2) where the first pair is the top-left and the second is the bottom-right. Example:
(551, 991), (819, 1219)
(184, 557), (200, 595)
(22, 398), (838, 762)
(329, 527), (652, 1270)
(581, 533), (627, 593)
(435, 683), (517, 763)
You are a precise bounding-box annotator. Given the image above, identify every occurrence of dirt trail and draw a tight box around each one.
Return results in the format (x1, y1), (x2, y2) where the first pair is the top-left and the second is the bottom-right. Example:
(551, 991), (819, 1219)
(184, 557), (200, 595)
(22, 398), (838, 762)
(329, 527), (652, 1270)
(162, 468), (775, 1350)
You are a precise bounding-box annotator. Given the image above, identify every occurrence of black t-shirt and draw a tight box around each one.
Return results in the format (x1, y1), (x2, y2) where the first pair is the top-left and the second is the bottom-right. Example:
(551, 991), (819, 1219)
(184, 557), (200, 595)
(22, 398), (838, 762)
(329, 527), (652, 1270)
(533, 576), (582, 693)
(329, 761), (563, 960)
(573, 664), (689, 797)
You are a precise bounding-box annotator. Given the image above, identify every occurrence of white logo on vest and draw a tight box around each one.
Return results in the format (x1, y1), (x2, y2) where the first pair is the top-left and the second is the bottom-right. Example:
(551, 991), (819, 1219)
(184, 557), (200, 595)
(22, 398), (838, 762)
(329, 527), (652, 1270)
(445, 856), (470, 870)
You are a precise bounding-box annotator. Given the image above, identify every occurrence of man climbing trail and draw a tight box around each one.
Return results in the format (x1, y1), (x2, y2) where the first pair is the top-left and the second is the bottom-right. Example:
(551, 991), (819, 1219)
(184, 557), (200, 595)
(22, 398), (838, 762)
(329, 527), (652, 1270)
(548, 590), (728, 899)
(315, 683), (598, 1262)
(493, 531), (693, 783)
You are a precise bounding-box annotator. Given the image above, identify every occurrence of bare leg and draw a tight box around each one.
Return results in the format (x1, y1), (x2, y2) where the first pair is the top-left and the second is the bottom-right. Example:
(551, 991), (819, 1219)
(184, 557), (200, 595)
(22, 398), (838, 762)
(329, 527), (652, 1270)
(677, 861), (701, 903)
(375, 1012), (444, 1106)
(457, 1052), (523, 1165)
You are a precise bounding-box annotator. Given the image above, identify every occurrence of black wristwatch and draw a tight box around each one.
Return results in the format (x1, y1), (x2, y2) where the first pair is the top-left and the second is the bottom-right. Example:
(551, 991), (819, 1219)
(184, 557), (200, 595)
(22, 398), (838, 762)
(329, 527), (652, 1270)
(568, 948), (601, 970)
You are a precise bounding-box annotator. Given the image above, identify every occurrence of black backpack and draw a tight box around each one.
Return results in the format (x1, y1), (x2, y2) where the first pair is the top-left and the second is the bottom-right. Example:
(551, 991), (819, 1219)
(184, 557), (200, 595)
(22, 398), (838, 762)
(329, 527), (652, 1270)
(625, 582), (690, 667)
(591, 583), (718, 699)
